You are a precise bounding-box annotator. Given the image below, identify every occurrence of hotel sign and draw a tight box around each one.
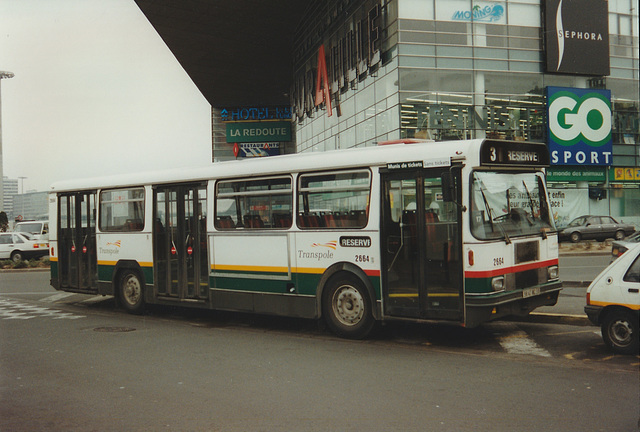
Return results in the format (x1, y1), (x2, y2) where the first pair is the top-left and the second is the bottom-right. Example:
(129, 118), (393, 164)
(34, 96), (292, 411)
(543, 0), (609, 76)
(547, 87), (612, 166)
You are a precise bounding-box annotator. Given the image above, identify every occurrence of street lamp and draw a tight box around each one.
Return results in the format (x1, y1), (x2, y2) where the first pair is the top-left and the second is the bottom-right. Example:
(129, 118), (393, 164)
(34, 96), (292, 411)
(0, 71), (15, 214)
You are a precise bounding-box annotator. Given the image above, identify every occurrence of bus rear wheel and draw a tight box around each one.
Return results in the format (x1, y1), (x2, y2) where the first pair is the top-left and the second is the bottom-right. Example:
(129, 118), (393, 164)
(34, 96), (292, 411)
(323, 273), (374, 339)
(119, 270), (144, 314)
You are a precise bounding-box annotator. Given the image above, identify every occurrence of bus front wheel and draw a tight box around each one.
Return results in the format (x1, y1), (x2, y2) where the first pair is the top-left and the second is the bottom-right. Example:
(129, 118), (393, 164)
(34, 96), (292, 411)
(323, 272), (374, 339)
(119, 270), (144, 314)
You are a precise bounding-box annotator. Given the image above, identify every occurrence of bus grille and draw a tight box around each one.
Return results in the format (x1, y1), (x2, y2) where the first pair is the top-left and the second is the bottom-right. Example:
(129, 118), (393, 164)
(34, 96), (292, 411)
(516, 269), (539, 289)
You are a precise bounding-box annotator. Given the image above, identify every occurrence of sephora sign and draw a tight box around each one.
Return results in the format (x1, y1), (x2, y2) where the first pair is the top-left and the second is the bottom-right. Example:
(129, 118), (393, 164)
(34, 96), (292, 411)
(544, 0), (610, 76)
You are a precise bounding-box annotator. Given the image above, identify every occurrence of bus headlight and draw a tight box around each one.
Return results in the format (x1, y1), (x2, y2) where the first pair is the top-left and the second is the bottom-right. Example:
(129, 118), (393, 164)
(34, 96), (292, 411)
(548, 265), (559, 280)
(491, 276), (505, 292)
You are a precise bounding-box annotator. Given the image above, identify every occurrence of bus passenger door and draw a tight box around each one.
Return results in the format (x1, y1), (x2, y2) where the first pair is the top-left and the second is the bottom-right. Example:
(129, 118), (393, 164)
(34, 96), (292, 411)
(154, 184), (208, 302)
(58, 192), (97, 291)
(381, 169), (463, 321)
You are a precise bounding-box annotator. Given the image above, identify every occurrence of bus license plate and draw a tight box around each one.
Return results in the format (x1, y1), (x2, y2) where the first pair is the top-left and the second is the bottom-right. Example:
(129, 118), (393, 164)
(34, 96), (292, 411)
(522, 287), (540, 298)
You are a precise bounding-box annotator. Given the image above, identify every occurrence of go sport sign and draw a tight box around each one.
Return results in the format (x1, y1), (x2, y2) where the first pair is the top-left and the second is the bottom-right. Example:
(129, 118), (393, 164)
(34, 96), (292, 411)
(547, 87), (612, 166)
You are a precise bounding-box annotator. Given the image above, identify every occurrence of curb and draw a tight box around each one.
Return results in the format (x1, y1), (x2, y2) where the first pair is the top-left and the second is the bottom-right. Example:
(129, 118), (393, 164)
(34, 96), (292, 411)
(508, 312), (591, 326)
(561, 281), (591, 287)
(0, 267), (50, 273)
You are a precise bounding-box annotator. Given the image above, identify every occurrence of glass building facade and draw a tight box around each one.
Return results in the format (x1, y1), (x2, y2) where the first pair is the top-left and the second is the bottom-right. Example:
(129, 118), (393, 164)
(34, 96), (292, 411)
(290, 0), (639, 228)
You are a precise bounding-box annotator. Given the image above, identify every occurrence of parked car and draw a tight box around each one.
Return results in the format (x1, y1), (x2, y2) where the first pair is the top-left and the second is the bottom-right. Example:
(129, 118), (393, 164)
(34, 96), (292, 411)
(558, 215), (635, 243)
(611, 230), (640, 261)
(585, 242), (640, 355)
(0, 232), (49, 262)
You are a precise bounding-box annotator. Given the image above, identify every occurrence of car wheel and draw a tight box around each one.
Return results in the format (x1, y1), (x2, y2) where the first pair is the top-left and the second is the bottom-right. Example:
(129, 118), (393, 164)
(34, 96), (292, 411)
(601, 309), (639, 355)
(569, 232), (581, 243)
(10, 251), (23, 263)
(614, 230), (625, 241)
(323, 272), (375, 339)
(119, 270), (145, 314)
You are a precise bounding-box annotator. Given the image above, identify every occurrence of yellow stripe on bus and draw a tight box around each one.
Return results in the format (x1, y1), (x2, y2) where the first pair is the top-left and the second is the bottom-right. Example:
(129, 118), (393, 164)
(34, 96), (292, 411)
(210, 264), (325, 275)
(211, 264), (289, 273)
(389, 293), (459, 298)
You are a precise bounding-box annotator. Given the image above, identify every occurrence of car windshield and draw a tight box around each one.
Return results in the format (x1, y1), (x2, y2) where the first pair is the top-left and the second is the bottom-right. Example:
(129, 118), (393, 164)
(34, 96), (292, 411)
(470, 170), (555, 241)
(15, 223), (42, 235)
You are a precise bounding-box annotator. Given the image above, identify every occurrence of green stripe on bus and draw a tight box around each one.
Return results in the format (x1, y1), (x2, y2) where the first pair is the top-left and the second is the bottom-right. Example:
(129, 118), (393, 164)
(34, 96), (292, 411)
(97, 263), (154, 285)
(211, 269), (381, 299)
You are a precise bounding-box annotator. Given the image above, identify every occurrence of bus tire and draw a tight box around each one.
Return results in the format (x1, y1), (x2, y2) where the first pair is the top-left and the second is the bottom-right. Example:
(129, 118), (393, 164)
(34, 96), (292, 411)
(118, 270), (144, 314)
(601, 309), (639, 355)
(323, 272), (374, 339)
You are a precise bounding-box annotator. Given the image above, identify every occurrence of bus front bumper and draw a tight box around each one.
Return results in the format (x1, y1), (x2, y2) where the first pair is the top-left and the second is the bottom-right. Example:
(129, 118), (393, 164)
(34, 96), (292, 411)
(465, 281), (562, 327)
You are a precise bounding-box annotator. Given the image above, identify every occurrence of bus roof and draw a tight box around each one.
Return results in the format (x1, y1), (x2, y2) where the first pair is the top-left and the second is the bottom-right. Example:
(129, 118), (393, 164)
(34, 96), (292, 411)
(49, 139), (486, 192)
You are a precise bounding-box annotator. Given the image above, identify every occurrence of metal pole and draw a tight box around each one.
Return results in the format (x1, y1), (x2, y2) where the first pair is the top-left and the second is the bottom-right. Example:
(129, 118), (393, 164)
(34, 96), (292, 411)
(0, 71), (15, 214)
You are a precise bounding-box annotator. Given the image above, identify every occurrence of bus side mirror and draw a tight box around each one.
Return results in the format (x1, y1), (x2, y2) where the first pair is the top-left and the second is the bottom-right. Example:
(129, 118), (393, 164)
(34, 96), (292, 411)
(441, 172), (453, 202)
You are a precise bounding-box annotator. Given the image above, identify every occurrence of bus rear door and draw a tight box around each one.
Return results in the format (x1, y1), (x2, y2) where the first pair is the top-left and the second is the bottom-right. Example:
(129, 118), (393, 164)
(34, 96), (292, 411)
(154, 184), (209, 303)
(381, 167), (464, 321)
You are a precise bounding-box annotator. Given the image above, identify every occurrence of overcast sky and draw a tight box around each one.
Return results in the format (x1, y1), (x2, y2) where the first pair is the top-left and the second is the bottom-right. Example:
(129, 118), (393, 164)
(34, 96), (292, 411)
(0, 0), (212, 193)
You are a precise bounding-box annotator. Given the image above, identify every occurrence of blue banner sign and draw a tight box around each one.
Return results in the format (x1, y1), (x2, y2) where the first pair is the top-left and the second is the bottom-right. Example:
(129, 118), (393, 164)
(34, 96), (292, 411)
(220, 106), (292, 122)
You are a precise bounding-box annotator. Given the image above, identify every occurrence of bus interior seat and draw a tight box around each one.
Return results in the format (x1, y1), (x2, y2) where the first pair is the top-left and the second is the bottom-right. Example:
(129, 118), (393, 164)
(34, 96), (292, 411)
(243, 214), (264, 228)
(215, 215), (235, 229)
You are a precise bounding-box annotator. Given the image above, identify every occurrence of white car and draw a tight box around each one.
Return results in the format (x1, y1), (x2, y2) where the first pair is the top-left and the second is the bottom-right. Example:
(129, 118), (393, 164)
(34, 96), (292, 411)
(14, 220), (49, 242)
(0, 232), (48, 263)
(585, 242), (640, 355)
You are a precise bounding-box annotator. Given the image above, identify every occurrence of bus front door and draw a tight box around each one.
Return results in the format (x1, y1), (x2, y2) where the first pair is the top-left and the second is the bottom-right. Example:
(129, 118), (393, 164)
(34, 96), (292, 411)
(58, 192), (97, 291)
(154, 184), (208, 303)
(381, 169), (463, 321)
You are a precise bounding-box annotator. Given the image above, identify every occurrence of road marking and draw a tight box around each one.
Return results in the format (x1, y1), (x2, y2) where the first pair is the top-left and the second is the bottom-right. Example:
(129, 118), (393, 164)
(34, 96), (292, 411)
(0, 298), (85, 320)
(491, 323), (552, 357)
(80, 295), (112, 304)
(497, 330), (552, 357)
(40, 292), (75, 303)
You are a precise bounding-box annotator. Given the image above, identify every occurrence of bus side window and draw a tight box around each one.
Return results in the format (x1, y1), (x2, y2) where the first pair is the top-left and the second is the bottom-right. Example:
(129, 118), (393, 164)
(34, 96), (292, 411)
(297, 170), (371, 230)
(215, 176), (292, 230)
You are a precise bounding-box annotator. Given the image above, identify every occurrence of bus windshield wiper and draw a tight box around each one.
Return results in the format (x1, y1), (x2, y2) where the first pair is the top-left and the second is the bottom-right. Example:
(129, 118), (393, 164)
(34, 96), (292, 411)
(478, 182), (511, 244)
(522, 180), (536, 222)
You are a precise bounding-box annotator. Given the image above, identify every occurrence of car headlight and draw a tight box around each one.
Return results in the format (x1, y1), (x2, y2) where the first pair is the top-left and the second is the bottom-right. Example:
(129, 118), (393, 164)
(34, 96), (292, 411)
(548, 265), (559, 280)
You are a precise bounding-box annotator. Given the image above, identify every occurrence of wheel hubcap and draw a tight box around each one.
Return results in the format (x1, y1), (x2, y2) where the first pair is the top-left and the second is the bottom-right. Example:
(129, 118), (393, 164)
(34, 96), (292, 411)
(610, 319), (633, 346)
(332, 285), (364, 326)
(123, 276), (141, 306)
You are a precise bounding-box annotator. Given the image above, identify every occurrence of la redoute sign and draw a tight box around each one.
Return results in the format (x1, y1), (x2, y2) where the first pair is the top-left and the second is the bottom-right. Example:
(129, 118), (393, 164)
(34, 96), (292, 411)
(546, 86), (612, 166)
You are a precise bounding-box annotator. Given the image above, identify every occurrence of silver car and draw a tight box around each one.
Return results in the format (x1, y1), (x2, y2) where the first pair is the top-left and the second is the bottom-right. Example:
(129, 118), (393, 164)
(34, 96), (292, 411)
(559, 215), (636, 243)
(611, 230), (640, 260)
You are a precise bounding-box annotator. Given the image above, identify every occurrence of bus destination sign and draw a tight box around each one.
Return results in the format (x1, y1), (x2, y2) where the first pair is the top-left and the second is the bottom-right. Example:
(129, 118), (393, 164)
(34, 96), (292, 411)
(480, 140), (549, 167)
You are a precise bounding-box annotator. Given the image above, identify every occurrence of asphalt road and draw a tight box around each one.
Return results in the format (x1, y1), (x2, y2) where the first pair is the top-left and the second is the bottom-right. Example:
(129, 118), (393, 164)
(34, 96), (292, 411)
(1, 270), (639, 431)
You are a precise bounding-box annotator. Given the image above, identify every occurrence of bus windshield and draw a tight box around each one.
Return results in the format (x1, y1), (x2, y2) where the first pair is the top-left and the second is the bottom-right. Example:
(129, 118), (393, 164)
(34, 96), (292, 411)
(470, 171), (555, 241)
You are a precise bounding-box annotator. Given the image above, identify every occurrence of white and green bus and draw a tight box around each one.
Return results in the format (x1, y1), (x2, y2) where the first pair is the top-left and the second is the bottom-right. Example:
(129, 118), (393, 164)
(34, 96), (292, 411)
(49, 139), (561, 338)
